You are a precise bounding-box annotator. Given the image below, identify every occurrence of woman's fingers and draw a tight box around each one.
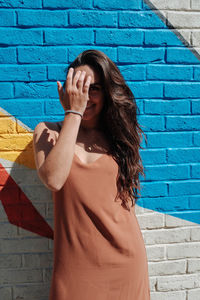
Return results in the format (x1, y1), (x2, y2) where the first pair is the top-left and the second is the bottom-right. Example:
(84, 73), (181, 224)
(83, 75), (92, 94)
(76, 71), (86, 91)
(65, 67), (74, 94)
(57, 81), (64, 100)
(72, 70), (82, 89)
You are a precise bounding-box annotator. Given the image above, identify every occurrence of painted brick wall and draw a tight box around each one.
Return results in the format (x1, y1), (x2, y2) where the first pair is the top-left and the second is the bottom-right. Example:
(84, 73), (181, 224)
(0, 0), (200, 299)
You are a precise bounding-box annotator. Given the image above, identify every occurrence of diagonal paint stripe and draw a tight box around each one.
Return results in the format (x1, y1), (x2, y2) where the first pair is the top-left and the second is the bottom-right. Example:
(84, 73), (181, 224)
(0, 163), (53, 239)
(144, 0), (200, 62)
(0, 108), (35, 169)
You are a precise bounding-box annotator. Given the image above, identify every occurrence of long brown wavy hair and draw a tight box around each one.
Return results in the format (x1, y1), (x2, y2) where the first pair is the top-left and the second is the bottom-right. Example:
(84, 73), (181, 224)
(63, 49), (147, 211)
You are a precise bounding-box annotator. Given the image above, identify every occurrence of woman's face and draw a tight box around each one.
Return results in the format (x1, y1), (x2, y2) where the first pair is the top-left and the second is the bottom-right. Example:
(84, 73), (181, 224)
(73, 64), (105, 122)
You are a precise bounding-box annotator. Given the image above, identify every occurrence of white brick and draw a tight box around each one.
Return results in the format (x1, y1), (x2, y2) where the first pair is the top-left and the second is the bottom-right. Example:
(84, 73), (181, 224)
(44, 267), (53, 282)
(150, 291), (186, 300)
(0, 238), (49, 253)
(47, 202), (54, 218)
(134, 203), (145, 214)
(13, 283), (50, 300)
(187, 258), (200, 273)
(136, 212), (165, 229)
(148, 260), (186, 276)
(0, 268), (42, 284)
(23, 253), (53, 268)
(148, 0), (190, 10)
(178, 30), (191, 41)
(167, 12), (200, 28)
(191, 0), (200, 10)
(0, 222), (18, 237)
(191, 31), (200, 46)
(0, 253), (21, 268)
(10, 168), (42, 185)
(188, 288), (200, 300)
(143, 228), (190, 245)
(165, 214), (195, 227)
(146, 245), (166, 261)
(149, 276), (157, 291)
(0, 286), (12, 300)
(191, 226), (200, 241)
(157, 274), (200, 291)
(167, 242), (200, 259)
(22, 185), (52, 202)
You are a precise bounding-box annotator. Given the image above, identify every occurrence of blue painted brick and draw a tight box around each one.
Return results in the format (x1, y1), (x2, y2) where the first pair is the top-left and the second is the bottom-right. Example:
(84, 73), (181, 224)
(17, 10), (68, 27)
(0, 48), (16, 63)
(135, 99), (143, 114)
(164, 83), (200, 98)
(119, 65), (146, 81)
(129, 82), (163, 98)
(145, 165), (189, 181)
(146, 132), (193, 148)
(68, 47), (117, 63)
(191, 165), (200, 178)
(0, 29), (42, 46)
(44, 29), (94, 45)
(166, 116), (200, 131)
(140, 182), (167, 197)
(192, 100), (200, 114)
(138, 115), (165, 131)
(145, 30), (185, 46)
(167, 48), (200, 64)
(144, 100), (190, 115)
(189, 196), (200, 209)
(141, 149), (166, 165)
(0, 65), (46, 81)
(48, 65), (68, 81)
(193, 66), (200, 80)
(93, 0), (142, 10)
(18, 47), (67, 64)
(169, 180), (200, 196)
(96, 29), (143, 45)
(118, 47), (165, 63)
(168, 148), (200, 163)
(15, 83), (57, 98)
(142, 196), (189, 213)
(3, 99), (44, 116)
(69, 11), (117, 27)
(147, 65), (193, 80)
(119, 11), (166, 28)
(193, 132), (200, 146)
(46, 100), (63, 115)
(0, 0), (42, 8)
(0, 83), (13, 98)
(0, 10), (15, 26)
(43, 0), (92, 8)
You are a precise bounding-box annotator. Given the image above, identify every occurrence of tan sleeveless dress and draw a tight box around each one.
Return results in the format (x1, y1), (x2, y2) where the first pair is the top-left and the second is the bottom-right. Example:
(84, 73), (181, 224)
(49, 122), (150, 300)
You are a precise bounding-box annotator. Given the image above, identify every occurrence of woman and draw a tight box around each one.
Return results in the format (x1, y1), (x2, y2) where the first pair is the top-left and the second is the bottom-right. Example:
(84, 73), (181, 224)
(33, 49), (150, 300)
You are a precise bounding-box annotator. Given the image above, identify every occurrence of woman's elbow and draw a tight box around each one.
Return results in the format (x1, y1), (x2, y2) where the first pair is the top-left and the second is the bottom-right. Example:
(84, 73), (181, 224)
(37, 169), (63, 192)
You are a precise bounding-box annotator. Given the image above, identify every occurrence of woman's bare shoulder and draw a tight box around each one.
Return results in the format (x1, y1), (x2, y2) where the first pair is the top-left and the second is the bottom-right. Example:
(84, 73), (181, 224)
(34, 121), (61, 133)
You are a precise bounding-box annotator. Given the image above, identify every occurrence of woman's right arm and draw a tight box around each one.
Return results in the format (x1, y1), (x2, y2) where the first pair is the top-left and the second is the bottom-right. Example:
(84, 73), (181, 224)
(33, 113), (82, 192)
(33, 67), (91, 191)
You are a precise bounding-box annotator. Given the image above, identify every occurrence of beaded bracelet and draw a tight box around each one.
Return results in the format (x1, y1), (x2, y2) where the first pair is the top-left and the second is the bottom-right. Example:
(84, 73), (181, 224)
(64, 109), (83, 118)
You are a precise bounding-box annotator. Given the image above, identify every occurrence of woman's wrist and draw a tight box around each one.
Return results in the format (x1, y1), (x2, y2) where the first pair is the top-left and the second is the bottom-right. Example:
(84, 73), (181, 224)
(64, 111), (82, 121)
(64, 109), (83, 119)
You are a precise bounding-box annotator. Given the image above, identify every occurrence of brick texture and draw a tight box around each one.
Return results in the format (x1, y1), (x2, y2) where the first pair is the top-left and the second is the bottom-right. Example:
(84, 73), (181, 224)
(0, 0), (200, 299)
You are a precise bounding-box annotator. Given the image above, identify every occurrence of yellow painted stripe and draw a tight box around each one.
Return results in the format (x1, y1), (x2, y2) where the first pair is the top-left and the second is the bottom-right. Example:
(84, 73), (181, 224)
(0, 110), (36, 169)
